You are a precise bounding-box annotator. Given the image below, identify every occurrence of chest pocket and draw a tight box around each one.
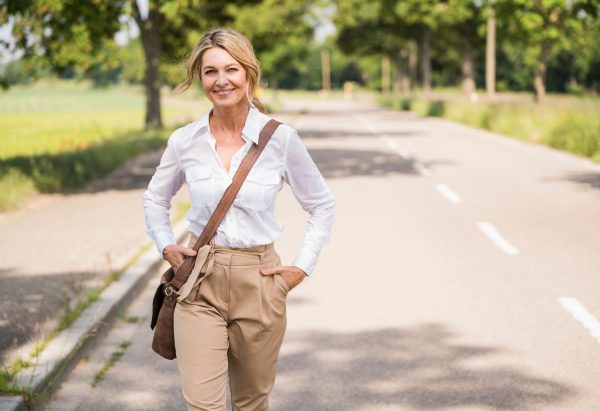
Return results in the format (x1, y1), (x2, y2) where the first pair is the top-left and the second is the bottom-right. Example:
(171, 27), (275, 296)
(185, 165), (215, 205)
(237, 167), (281, 210)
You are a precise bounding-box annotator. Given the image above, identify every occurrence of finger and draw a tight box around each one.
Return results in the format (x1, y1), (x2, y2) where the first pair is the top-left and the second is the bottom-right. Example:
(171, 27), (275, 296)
(181, 247), (197, 256)
(260, 266), (281, 276)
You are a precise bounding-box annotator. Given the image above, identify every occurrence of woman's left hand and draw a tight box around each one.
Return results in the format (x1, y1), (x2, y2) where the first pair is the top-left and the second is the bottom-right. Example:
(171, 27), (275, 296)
(260, 265), (307, 291)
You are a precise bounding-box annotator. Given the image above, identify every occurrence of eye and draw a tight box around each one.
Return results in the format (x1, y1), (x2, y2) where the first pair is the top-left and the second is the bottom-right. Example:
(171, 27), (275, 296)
(228, 67), (238, 72)
(204, 69), (216, 74)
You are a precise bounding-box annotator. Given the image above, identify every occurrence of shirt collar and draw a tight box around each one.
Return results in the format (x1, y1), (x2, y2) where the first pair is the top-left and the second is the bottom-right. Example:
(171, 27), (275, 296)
(191, 105), (261, 145)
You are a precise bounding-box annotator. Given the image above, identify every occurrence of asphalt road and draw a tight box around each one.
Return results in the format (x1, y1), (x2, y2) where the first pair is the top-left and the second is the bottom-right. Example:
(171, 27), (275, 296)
(46, 98), (600, 411)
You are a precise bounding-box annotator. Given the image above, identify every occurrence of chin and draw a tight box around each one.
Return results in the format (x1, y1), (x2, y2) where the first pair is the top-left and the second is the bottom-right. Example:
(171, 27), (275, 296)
(211, 97), (247, 110)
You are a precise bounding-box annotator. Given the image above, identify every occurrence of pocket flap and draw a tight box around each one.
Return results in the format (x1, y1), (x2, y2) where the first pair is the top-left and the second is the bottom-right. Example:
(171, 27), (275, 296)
(247, 168), (280, 185)
(185, 165), (211, 182)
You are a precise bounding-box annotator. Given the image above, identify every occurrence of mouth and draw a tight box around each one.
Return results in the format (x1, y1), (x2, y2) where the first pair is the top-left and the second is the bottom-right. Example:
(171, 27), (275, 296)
(213, 89), (235, 96)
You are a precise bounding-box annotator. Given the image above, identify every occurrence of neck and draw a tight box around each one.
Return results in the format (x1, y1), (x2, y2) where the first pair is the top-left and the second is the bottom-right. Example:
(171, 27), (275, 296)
(210, 102), (250, 136)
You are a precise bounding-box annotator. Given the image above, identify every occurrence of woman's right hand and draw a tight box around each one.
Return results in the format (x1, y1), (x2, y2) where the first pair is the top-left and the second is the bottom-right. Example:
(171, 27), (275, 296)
(162, 245), (197, 272)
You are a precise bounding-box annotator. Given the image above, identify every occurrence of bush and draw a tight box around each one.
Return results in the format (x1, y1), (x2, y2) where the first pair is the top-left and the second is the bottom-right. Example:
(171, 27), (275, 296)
(0, 169), (36, 210)
(426, 100), (446, 117)
(544, 115), (600, 158)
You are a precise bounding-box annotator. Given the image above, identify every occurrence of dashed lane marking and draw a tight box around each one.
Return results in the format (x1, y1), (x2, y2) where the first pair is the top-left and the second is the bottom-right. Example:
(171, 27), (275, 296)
(436, 183), (461, 204)
(559, 297), (600, 344)
(477, 221), (519, 255)
(413, 162), (430, 176)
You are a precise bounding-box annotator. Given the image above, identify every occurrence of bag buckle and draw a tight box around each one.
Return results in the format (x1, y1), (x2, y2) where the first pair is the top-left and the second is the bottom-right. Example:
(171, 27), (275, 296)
(163, 283), (175, 297)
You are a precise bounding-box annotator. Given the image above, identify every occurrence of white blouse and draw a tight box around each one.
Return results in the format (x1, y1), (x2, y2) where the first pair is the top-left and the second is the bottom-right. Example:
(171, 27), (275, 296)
(142, 106), (336, 276)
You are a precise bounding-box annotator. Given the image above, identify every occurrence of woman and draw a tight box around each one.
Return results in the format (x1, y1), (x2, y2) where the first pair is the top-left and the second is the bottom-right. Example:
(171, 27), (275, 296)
(143, 28), (335, 410)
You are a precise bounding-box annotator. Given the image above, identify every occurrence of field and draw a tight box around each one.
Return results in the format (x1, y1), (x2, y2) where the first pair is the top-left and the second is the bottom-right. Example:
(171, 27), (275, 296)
(0, 80), (210, 210)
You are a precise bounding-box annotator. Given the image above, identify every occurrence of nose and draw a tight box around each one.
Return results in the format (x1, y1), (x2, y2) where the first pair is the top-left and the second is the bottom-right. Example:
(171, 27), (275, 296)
(216, 72), (228, 87)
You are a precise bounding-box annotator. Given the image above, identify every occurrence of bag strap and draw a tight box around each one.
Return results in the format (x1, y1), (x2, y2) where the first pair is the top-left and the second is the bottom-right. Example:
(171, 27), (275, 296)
(169, 118), (281, 290)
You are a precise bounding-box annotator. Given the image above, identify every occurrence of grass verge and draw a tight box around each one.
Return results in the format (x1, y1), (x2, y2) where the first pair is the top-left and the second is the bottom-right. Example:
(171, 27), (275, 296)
(379, 92), (600, 163)
(0, 127), (173, 211)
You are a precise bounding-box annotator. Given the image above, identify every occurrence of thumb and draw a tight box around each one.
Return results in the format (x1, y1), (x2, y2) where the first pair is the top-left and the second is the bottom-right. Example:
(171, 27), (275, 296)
(182, 247), (197, 256)
(260, 266), (280, 276)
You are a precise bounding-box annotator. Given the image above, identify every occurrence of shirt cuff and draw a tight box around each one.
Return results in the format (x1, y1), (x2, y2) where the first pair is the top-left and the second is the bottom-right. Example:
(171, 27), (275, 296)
(292, 247), (319, 277)
(154, 231), (177, 257)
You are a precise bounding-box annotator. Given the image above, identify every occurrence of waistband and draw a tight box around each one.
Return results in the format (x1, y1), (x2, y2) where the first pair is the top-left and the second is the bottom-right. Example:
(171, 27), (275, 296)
(177, 233), (276, 302)
(188, 233), (275, 258)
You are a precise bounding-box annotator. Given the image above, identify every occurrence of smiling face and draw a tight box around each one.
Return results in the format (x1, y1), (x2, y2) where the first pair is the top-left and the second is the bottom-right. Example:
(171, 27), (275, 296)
(200, 47), (249, 111)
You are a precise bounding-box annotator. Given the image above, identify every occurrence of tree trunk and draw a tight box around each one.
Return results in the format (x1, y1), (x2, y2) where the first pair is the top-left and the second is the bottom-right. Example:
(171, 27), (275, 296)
(321, 49), (331, 95)
(394, 48), (411, 97)
(534, 41), (549, 102)
(381, 54), (391, 94)
(462, 39), (476, 96)
(418, 24), (432, 97)
(133, 1), (163, 129)
(409, 40), (417, 92)
(486, 0), (496, 99)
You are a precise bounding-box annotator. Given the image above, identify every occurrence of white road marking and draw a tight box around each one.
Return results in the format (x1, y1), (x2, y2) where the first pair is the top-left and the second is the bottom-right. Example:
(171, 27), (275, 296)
(356, 115), (379, 134)
(436, 183), (461, 204)
(0, 320), (9, 327)
(477, 221), (519, 255)
(396, 148), (410, 159)
(413, 162), (430, 176)
(381, 135), (399, 149)
(359, 114), (428, 175)
(559, 297), (600, 344)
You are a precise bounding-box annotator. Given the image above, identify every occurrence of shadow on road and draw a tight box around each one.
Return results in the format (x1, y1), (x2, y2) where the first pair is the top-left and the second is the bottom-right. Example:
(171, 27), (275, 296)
(274, 324), (574, 410)
(301, 129), (424, 139)
(0, 270), (98, 362)
(559, 171), (600, 191)
(308, 147), (456, 179)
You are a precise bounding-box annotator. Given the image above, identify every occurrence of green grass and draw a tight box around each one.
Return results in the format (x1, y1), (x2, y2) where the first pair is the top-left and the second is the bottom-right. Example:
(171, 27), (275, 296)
(379, 91), (600, 162)
(92, 341), (131, 387)
(0, 79), (210, 211)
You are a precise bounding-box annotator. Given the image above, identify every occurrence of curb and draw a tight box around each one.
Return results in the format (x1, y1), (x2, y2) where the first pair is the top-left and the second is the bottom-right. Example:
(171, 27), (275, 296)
(1, 220), (190, 411)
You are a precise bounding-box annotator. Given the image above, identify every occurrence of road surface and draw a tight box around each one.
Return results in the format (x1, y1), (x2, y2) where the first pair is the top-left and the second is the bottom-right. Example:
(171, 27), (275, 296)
(46, 97), (600, 411)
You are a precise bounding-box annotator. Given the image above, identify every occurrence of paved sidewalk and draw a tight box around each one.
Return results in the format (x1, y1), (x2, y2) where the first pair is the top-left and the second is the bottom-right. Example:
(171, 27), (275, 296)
(0, 149), (189, 363)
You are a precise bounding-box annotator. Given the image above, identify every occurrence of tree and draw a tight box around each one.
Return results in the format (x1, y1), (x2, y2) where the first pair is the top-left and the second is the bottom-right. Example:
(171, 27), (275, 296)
(334, 0), (473, 96)
(498, 0), (599, 101)
(1, 0), (310, 129)
(334, 0), (411, 93)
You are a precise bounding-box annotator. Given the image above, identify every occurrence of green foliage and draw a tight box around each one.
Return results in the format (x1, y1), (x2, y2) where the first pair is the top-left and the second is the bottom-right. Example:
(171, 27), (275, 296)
(496, 0), (600, 94)
(544, 114), (600, 158)
(92, 340), (131, 387)
(1, 0), (126, 80)
(225, 0), (316, 88)
(0, 168), (35, 210)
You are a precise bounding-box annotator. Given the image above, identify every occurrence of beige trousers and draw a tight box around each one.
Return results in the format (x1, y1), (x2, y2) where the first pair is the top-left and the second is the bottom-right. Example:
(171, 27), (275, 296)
(173, 233), (289, 411)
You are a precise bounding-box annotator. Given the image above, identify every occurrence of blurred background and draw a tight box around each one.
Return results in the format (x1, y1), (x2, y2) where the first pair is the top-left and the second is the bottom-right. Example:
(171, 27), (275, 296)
(1, 0), (599, 212)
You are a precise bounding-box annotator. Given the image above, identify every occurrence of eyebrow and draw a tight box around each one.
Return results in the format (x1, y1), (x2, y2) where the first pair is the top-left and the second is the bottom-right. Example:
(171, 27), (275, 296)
(202, 63), (239, 70)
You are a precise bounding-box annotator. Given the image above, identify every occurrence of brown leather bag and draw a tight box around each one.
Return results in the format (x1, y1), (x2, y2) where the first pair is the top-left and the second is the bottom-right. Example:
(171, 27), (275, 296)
(150, 119), (281, 360)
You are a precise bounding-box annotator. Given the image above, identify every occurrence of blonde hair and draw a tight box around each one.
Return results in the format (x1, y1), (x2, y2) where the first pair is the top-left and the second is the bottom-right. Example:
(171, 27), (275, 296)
(174, 27), (265, 113)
